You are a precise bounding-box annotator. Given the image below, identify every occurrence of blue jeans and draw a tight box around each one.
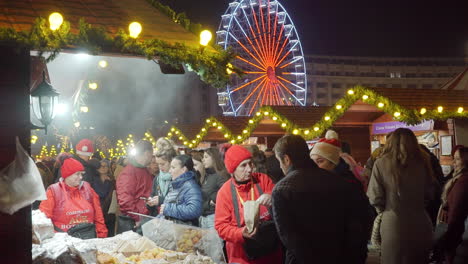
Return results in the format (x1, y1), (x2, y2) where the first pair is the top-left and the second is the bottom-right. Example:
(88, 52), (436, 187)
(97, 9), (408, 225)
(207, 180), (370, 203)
(199, 214), (215, 229)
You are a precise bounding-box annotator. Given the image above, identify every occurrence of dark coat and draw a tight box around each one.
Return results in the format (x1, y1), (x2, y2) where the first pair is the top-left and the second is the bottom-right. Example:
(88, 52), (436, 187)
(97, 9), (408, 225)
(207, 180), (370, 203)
(73, 154), (99, 188)
(200, 169), (227, 216)
(265, 155), (285, 183)
(272, 160), (372, 264)
(440, 169), (468, 264)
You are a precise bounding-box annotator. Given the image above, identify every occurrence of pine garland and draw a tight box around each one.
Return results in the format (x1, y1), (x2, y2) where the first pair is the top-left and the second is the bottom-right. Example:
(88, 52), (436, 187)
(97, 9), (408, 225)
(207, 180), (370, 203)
(163, 86), (468, 145)
(0, 17), (237, 88)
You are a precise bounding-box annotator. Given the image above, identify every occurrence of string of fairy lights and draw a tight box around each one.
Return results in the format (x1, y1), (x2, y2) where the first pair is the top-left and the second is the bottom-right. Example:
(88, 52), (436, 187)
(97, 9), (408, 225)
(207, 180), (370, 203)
(33, 86), (467, 159)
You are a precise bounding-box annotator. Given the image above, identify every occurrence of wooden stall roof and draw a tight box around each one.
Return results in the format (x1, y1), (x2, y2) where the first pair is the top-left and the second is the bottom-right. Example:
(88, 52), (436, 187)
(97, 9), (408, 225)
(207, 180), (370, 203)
(268, 105), (331, 127)
(370, 87), (468, 112)
(0, 0), (200, 48)
(440, 67), (468, 90)
(164, 86), (468, 146)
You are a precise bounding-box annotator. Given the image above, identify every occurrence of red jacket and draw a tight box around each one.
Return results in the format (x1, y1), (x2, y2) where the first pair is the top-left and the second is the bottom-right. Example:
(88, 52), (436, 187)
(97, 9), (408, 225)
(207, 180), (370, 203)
(116, 162), (153, 221)
(214, 173), (282, 264)
(40, 181), (108, 238)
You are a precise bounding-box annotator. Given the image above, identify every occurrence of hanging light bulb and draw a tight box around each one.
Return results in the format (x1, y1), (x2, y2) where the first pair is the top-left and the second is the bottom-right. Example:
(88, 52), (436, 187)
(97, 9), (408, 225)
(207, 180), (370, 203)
(292, 129), (299, 135)
(378, 102), (384, 108)
(458, 107), (464, 113)
(49, 12), (63, 31)
(199, 30), (213, 46)
(347, 89), (354, 95)
(420, 108), (427, 115)
(437, 106), (443, 113)
(336, 105), (342, 110)
(394, 112), (401, 117)
(362, 95), (369, 100)
(314, 127), (320, 131)
(128, 22), (142, 38)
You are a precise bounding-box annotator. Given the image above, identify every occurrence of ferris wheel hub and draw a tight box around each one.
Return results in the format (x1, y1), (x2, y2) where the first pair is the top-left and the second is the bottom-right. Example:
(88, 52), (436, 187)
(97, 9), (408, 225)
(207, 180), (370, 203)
(266, 66), (279, 84)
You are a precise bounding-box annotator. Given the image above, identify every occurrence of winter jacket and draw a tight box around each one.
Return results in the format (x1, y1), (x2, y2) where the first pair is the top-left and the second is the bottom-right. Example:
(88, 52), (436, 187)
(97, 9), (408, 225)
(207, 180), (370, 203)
(200, 169), (228, 216)
(39, 181), (108, 238)
(272, 160), (371, 264)
(215, 173), (282, 264)
(116, 160), (153, 222)
(162, 171), (202, 224)
(367, 154), (434, 264)
(439, 169), (468, 264)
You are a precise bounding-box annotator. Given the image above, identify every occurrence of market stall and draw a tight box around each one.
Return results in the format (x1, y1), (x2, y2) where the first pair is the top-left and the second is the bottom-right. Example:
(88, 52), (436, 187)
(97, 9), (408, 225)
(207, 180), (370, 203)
(163, 86), (468, 165)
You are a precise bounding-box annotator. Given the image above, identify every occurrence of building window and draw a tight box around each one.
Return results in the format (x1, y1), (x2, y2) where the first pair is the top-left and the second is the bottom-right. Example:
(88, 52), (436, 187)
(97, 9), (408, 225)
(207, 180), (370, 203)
(316, 82), (328, 88)
(317, 93), (327, 99)
(345, 72), (356, 77)
(375, 73), (386, 77)
(331, 83), (342, 89)
(392, 84), (402, 88)
(406, 73), (416, 78)
(407, 84), (418, 89)
(377, 84), (386, 88)
(390, 72), (402, 78)
(422, 84), (433, 89)
(332, 93), (342, 99)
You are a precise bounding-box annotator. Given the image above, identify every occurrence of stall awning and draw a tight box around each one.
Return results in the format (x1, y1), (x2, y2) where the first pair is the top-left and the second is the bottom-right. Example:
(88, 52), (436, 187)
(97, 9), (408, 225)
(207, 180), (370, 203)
(0, 0), (200, 48)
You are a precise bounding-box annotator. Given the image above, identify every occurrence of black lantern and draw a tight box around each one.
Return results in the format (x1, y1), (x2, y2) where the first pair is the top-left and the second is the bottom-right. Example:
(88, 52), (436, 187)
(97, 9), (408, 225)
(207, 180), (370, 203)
(31, 71), (59, 133)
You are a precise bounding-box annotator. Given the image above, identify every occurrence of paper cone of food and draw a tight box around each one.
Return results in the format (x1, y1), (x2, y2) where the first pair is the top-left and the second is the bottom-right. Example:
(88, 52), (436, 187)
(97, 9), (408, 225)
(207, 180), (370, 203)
(243, 200), (260, 233)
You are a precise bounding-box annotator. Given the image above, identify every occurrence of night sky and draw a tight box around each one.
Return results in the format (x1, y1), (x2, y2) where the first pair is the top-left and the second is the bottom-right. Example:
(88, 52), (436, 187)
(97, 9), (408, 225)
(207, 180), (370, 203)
(162, 0), (468, 57)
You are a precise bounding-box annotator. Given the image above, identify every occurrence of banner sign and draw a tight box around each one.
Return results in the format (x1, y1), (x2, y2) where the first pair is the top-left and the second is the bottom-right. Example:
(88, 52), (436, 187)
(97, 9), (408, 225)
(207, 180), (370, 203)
(372, 120), (434, 134)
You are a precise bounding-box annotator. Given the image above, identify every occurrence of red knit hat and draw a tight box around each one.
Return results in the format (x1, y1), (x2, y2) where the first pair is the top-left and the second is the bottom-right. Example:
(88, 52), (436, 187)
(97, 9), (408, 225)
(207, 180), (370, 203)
(61, 158), (84, 179)
(76, 139), (94, 157)
(310, 138), (342, 165)
(224, 145), (252, 173)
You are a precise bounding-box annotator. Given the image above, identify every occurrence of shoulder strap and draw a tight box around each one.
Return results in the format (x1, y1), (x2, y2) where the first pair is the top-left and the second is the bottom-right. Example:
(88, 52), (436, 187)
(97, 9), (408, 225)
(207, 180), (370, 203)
(255, 183), (263, 195)
(230, 181), (242, 227)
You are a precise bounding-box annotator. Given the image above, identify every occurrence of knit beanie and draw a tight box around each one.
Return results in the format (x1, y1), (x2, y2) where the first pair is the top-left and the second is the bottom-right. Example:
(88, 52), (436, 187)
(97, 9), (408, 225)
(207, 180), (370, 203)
(224, 145), (252, 173)
(76, 139), (94, 157)
(61, 158), (85, 179)
(310, 138), (342, 165)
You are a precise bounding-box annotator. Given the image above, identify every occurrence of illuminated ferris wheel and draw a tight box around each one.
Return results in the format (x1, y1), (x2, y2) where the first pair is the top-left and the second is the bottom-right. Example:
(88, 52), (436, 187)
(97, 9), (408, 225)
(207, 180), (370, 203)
(216, 0), (307, 116)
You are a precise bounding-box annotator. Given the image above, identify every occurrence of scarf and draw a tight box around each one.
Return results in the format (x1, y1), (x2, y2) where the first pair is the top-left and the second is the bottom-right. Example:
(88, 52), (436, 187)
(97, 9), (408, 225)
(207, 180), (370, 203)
(158, 171), (172, 197)
(437, 168), (464, 224)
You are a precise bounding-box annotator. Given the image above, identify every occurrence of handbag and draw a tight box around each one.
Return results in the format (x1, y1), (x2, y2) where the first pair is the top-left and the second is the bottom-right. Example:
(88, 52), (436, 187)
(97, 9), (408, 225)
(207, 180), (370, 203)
(116, 215), (135, 234)
(67, 223), (97, 239)
(54, 223), (97, 239)
(231, 182), (279, 260)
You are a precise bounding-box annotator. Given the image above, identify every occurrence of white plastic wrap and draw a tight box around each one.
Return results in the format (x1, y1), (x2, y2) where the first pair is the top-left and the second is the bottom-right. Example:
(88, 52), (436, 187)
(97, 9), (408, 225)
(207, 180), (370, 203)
(142, 218), (225, 263)
(0, 137), (46, 214)
(32, 210), (54, 244)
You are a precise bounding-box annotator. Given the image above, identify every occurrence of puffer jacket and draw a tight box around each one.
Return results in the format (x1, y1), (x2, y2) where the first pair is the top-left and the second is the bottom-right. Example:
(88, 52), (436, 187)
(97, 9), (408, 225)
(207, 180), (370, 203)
(162, 171), (202, 224)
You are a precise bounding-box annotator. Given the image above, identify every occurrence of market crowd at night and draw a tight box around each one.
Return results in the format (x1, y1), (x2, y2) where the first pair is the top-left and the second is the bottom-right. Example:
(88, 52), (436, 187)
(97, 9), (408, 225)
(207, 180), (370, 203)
(1, 0), (468, 264)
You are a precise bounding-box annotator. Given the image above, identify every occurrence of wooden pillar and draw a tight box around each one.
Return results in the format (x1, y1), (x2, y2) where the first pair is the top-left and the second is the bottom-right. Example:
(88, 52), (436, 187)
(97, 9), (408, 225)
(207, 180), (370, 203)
(0, 46), (32, 263)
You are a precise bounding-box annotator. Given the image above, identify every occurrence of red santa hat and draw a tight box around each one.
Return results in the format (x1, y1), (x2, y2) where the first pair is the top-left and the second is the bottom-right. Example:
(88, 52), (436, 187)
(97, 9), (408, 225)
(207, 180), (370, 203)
(224, 145), (252, 174)
(61, 158), (84, 179)
(75, 139), (94, 157)
(310, 137), (342, 165)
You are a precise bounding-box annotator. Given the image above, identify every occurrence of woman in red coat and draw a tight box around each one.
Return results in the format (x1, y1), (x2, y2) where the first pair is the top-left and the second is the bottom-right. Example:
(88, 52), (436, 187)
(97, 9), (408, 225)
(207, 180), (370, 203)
(215, 145), (282, 264)
(40, 156), (108, 238)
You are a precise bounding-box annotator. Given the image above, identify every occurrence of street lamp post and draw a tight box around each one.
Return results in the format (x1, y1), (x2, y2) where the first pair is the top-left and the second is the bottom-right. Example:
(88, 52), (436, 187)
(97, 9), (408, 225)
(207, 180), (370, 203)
(31, 71), (60, 134)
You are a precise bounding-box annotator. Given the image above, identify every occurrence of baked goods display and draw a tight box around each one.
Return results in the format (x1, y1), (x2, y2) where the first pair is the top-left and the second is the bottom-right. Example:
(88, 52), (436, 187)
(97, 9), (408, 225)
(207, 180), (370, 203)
(31, 211), (221, 263)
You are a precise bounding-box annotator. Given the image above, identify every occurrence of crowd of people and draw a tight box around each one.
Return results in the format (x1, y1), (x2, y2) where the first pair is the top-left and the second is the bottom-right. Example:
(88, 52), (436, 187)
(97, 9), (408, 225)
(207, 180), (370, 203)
(34, 128), (468, 264)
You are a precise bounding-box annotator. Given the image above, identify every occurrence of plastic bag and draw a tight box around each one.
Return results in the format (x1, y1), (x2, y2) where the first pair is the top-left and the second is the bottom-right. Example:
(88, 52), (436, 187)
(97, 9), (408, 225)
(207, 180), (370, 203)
(244, 200), (260, 233)
(0, 137), (46, 214)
